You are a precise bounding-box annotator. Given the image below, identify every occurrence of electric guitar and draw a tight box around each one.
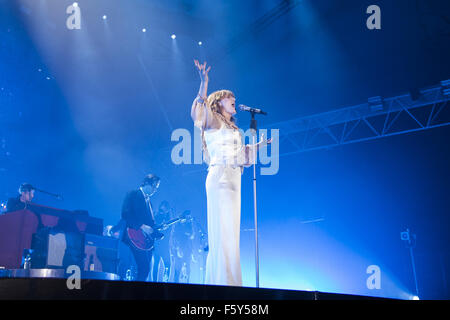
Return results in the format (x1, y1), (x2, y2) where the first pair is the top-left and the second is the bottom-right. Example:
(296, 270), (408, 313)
(127, 215), (190, 251)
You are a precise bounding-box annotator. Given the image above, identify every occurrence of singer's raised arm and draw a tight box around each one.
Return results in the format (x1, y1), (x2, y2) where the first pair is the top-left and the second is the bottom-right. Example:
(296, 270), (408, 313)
(191, 60), (220, 130)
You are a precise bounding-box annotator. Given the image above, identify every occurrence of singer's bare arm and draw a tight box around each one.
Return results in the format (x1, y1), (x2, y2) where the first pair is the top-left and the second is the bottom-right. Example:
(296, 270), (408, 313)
(191, 60), (220, 130)
(243, 134), (272, 167)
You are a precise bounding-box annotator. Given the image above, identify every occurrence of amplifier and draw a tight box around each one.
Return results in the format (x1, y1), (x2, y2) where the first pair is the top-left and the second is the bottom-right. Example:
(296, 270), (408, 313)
(84, 234), (119, 273)
(30, 228), (84, 268)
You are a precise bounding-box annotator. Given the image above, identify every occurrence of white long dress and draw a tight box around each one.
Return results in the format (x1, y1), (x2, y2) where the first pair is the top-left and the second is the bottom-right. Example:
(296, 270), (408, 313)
(203, 123), (246, 286)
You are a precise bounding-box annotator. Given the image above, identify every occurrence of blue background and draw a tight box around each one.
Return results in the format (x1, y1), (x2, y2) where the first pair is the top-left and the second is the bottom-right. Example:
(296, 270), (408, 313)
(1, 0), (449, 299)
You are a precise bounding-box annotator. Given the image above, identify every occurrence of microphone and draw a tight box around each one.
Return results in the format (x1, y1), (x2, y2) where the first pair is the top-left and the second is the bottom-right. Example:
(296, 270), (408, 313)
(239, 104), (268, 115)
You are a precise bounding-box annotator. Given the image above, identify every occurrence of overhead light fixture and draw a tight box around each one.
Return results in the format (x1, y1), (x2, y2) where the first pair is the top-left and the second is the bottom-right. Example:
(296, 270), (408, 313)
(441, 79), (450, 97)
(368, 96), (383, 112)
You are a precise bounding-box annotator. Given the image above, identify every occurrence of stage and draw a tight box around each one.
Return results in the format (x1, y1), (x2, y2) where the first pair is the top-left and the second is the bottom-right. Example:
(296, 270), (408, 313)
(0, 273), (391, 300)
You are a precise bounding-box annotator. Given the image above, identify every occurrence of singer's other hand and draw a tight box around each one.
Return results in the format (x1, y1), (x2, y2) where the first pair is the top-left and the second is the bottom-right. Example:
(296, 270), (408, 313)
(258, 134), (272, 149)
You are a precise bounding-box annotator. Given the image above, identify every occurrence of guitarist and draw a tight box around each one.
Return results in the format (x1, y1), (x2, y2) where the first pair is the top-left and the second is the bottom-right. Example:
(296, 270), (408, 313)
(121, 174), (162, 281)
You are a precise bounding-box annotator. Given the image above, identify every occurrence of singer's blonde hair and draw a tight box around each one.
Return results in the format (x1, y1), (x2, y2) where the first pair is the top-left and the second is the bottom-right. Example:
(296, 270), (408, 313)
(199, 89), (241, 164)
(207, 89), (238, 130)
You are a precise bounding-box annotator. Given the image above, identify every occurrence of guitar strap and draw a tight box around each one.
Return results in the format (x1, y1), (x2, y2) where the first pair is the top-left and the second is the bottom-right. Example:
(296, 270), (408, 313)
(140, 188), (155, 223)
(145, 196), (155, 222)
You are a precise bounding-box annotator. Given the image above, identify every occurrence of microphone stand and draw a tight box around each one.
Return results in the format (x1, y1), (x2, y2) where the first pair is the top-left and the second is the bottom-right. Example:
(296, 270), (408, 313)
(249, 111), (260, 288)
(34, 188), (64, 200)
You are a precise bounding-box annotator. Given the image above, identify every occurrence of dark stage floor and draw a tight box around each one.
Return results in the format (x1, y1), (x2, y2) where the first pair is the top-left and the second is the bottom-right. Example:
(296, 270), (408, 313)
(0, 277), (392, 300)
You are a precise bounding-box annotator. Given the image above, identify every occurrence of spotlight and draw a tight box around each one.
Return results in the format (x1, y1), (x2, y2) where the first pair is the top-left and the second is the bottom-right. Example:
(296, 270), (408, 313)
(198, 41), (202, 46)
(73, 2), (78, 7)
(102, 15), (107, 20)
(46, 77), (51, 80)
(400, 229), (410, 241)
(142, 28), (147, 33)
(412, 295), (420, 300)
(171, 34), (176, 40)
(441, 79), (450, 97)
(368, 96), (383, 112)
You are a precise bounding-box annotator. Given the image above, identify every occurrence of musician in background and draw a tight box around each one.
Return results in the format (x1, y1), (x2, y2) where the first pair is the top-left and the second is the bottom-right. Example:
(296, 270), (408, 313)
(171, 210), (195, 283)
(152, 200), (173, 282)
(121, 174), (161, 281)
(6, 183), (35, 213)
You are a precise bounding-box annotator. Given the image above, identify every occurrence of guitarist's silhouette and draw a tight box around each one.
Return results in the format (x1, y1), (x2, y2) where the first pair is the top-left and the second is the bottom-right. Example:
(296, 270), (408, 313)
(120, 174), (161, 281)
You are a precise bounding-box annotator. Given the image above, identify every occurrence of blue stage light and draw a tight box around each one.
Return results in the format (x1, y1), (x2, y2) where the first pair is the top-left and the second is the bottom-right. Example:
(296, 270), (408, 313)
(171, 34), (176, 40)
(198, 41), (202, 46)
(102, 15), (107, 20)
(142, 28), (147, 33)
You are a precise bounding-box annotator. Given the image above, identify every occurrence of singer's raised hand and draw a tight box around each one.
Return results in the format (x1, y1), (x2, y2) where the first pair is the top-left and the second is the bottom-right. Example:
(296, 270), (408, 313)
(192, 59), (220, 130)
(194, 59), (211, 83)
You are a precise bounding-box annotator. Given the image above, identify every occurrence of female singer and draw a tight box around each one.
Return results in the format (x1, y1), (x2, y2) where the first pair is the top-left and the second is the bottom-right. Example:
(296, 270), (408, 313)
(191, 60), (270, 286)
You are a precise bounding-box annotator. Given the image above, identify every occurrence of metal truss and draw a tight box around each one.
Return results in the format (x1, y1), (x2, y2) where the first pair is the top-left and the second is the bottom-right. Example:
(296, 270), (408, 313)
(268, 82), (450, 156)
(211, 0), (302, 64)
